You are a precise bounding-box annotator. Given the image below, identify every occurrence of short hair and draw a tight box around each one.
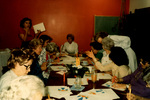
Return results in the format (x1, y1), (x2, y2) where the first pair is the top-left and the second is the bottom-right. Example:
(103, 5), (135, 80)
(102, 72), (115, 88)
(20, 17), (32, 28)
(7, 48), (35, 69)
(39, 35), (53, 46)
(102, 37), (114, 50)
(28, 39), (43, 50)
(109, 47), (129, 66)
(67, 34), (74, 41)
(0, 75), (44, 100)
(90, 42), (102, 50)
(46, 42), (60, 53)
(94, 32), (108, 42)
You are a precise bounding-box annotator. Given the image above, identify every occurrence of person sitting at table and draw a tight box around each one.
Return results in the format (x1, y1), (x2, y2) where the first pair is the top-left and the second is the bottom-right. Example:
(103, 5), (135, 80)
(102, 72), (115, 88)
(46, 42), (60, 63)
(61, 34), (78, 56)
(28, 39), (48, 85)
(0, 75), (50, 100)
(18, 17), (41, 48)
(94, 32), (138, 73)
(90, 42), (104, 62)
(87, 46), (131, 78)
(0, 48), (35, 91)
(112, 55), (150, 99)
(38, 35), (53, 66)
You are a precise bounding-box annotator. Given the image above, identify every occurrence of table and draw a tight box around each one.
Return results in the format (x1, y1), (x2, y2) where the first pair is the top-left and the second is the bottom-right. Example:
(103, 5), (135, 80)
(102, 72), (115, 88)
(43, 56), (128, 100)
(46, 68), (127, 100)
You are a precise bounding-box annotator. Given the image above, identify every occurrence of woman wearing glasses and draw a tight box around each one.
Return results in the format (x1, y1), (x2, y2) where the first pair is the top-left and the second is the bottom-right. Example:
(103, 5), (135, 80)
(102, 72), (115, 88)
(0, 48), (35, 91)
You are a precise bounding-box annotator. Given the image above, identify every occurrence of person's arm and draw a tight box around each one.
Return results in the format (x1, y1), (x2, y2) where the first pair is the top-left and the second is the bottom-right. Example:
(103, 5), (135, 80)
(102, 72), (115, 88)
(86, 50), (112, 71)
(35, 30), (42, 38)
(74, 43), (78, 54)
(19, 28), (29, 41)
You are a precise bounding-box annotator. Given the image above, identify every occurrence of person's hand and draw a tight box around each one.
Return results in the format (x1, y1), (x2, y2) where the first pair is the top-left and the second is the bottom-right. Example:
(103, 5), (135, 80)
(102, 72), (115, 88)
(112, 76), (118, 83)
(112, 83), (126, 89)
(111, 76), (123, 83)
(24, 27), (30, 34)
(41, 62), (48, 71)
(85, 50), (95, 59)
(126, 93), (135, 100)
(37, 30), (41, 34)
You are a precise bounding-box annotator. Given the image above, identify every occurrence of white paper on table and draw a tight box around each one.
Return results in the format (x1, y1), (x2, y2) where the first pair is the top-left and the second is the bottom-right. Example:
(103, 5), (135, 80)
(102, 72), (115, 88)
(81, 89), (120, 100)
(56, 71), (65, 75)
(58, 56), (76, 64)
(33, 22), (46, 33)
(97, 73), (112, 79)
(47, 86), (72, 99)
(51, 66), (67, 71)
(67, 78), (88, 85)
(102, 81), (126, 91)
(65, 88), (119, 100)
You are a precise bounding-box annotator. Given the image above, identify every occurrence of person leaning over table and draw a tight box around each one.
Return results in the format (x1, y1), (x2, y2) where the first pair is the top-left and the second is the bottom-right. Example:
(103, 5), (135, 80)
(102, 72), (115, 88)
(94, 31), (138, 73)
(0, 75), (52, 100)
(86, 46), (131, 78)
(96, 37), (115, 66)
(38, 35), (53, 66)
(28, 39), (48, 85)
(46, 42), (60, 63)
(18, 17), (41, 48)
(90, 42), (104, 62)
(61, 34), (78, 56)
(112, 55), (150, 100)
(0, 48), (35, 91)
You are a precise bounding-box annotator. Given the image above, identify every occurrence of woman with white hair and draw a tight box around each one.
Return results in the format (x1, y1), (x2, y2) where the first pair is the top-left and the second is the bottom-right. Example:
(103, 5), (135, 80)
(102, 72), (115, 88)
(0, 75), (45, 100)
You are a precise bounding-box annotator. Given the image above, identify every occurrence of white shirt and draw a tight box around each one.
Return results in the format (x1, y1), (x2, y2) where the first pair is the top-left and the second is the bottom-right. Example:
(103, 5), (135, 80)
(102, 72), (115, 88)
(61, 41), (78, 54)
(101, 51), (112, 66)
(0, 70), (18, 91)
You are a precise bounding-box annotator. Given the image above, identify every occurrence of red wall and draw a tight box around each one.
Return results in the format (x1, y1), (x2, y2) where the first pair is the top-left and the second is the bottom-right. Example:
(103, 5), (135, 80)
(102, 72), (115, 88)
(0, 0), (129, 51)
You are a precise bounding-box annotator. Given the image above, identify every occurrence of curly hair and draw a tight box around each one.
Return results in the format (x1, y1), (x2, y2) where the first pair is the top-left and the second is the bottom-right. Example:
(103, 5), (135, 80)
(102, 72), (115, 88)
(28, 39), (43, 50)
(67, 34), (74, 41)
(0, 75), (44, 100)
(20, 17), (32, 28)
(39, 35), (53, 46)
(7, 48), (35, 69)
(102, 37), (114, 50)
(46, 42), (60, 53)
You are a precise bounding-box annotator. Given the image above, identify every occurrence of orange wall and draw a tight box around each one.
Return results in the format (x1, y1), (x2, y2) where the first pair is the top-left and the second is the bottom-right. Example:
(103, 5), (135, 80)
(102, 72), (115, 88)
(0, 0), (129, 51)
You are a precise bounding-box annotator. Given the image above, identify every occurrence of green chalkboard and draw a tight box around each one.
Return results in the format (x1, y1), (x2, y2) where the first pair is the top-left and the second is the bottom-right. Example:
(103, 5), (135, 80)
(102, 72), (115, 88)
(94, 16), (119, 35)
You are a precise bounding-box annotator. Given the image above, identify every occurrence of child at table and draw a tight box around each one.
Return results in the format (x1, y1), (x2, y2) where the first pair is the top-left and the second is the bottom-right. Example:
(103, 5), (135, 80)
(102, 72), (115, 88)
(112, 55), (150, 99)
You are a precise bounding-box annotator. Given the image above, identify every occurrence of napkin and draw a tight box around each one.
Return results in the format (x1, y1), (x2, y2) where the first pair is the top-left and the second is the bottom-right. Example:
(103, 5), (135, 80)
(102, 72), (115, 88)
(102, 81), (126, 91)
(51, 66), (67, 71)
(70, 85), (85, 91)
(47, 86), (72, 99)
(65, 89), (120, 100)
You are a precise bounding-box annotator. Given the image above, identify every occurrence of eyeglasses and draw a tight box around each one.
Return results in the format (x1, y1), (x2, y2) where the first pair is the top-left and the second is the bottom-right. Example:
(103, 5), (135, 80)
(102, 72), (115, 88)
(24, 65), (31, 70)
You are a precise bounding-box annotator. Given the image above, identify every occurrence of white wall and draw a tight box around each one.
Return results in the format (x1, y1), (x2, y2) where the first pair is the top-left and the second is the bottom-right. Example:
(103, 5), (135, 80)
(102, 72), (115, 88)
(130, 0), (150, 13)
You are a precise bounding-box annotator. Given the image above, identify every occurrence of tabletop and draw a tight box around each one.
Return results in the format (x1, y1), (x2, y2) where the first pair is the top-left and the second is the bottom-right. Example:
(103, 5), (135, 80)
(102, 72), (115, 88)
(45, 64), (127, 100)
